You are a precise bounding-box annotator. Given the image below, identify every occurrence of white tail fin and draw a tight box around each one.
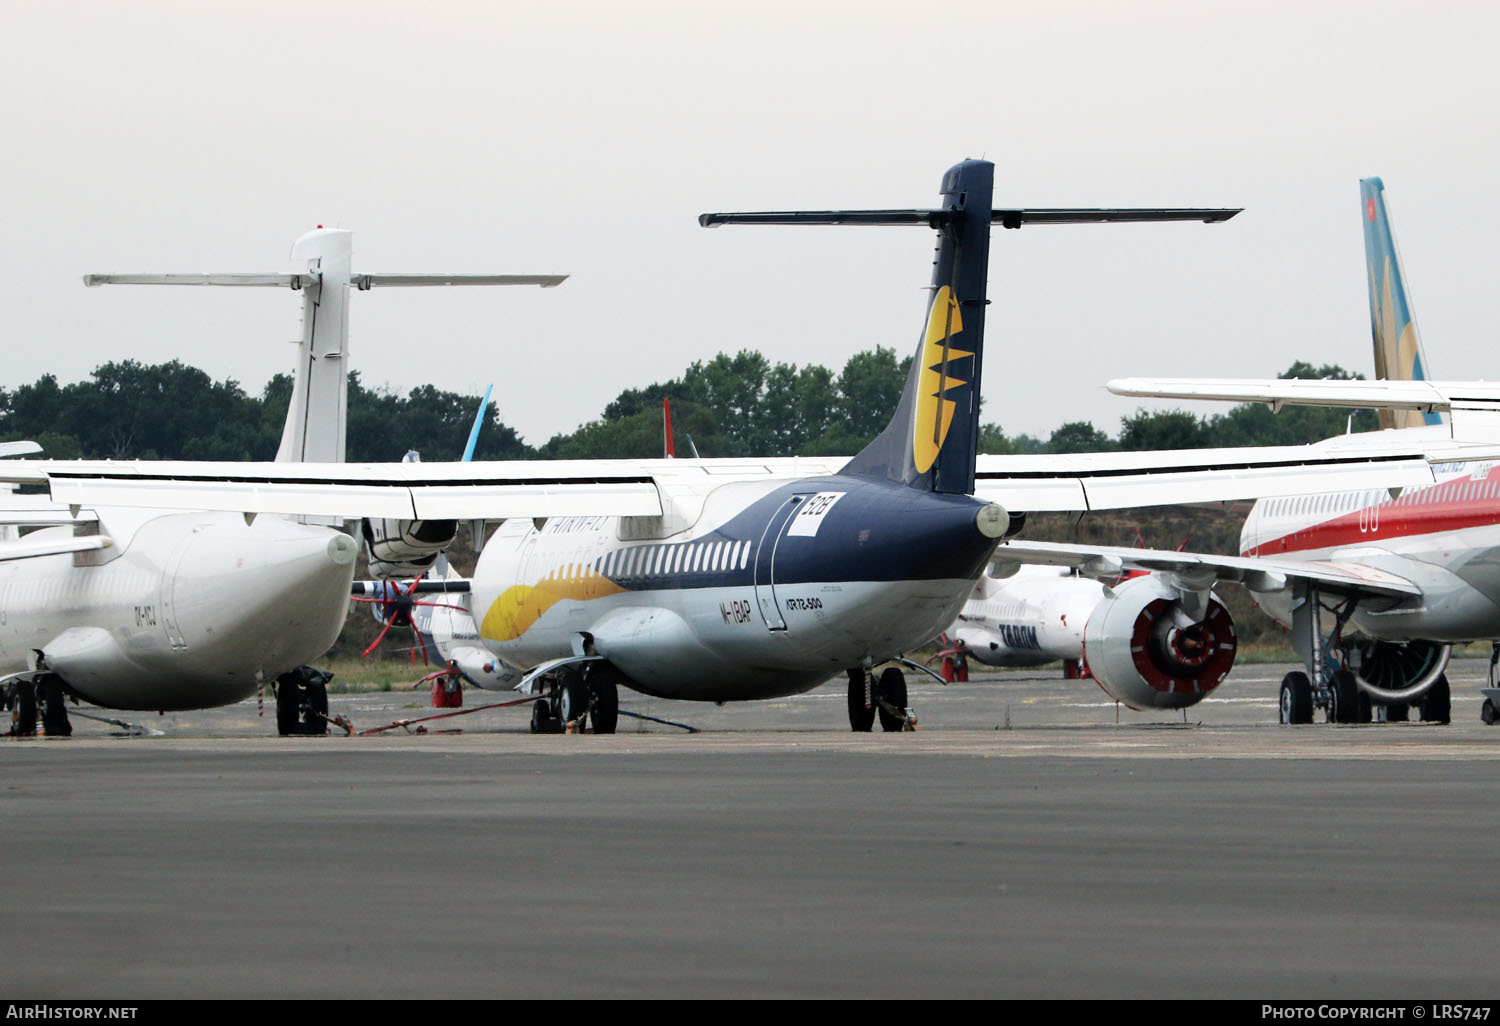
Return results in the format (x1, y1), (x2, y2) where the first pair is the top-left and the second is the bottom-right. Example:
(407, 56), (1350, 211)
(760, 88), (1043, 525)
(278, 228), (353, 464)
(85, 231), (567, 466)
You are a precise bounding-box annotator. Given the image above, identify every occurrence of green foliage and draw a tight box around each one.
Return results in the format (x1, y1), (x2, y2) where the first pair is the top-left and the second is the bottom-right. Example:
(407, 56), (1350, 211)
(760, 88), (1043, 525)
(0, 363), (536, 463)
(0, 355), (1379, 465)
(1047, 421), (1118, 453)
(543, 346), (912, 459)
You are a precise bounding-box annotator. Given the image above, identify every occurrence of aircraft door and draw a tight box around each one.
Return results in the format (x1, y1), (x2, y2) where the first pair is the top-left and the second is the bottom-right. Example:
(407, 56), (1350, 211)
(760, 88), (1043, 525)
(159, 529), (194, 650)
(753, 494), (806, 631)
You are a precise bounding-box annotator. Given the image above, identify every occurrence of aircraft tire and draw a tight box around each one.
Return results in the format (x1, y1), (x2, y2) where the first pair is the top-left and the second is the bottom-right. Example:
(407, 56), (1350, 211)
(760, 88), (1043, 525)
(530, 700), (553, 734)
(1386, 702), (1410, 722)
(11, 681), (37, 736)
(846, 669), (875, 732)
(1329, 670), (1360, 724)
(274, 679), (298, 736)
(1279, 672), (1312, 725)
(1419, 674), (1451, 725)
(591, 680), (619, 735)
(1482, 698), (1497, 726)
(1356, 688), (1372, 725)
(37, 675), (71, 737)
(876, 667), (908, 732)
(558, 678), (589, 729)
(304, 681), (329, 736)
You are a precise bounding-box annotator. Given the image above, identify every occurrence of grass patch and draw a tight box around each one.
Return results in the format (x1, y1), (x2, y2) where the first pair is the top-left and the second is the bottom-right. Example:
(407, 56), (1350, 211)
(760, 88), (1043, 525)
(320, 658), (434, 694)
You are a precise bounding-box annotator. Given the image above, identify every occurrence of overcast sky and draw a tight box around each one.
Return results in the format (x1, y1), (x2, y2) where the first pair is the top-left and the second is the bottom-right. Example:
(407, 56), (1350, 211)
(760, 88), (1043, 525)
(2, 1), (1495, 450)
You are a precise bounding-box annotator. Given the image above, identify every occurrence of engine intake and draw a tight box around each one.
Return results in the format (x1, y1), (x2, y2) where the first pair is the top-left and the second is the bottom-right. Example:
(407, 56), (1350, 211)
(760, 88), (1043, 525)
(1352, 639), (1450, 704)
(363, 517), (458, 579)
(1082, 575), (1237, 710)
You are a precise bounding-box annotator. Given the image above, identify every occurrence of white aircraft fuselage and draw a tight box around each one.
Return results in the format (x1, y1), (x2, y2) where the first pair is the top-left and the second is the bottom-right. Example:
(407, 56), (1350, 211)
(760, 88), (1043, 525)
(949, 566), (1105, 668)
(471, 476), (1004, 701)
(0, 509), (357, 710)
(1242, 465), (1500, 643)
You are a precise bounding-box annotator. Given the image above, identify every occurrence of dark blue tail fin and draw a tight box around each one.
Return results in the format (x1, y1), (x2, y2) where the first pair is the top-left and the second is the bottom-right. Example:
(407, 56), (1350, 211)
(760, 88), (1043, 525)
(701, 161), (1240, 495)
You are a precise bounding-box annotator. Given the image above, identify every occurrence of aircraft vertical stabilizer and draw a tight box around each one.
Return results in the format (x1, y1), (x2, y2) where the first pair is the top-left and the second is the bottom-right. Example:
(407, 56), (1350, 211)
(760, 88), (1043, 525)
(85, 237), (565, 469)
(839, 160), (995, 495)
(277, 228), (354, 464)
(1361, 177), (1440, 429)
(703, 160), (1237, 495)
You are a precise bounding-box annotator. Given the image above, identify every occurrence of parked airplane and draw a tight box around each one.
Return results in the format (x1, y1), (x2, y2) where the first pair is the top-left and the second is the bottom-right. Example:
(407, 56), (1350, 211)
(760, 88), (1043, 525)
(8, 161), (1482, 733)
(941, 565), (1102, 675)
(1, 229), (562, 735)
(1062, 177), (1500, 723)
(938, 176), (1449, 717)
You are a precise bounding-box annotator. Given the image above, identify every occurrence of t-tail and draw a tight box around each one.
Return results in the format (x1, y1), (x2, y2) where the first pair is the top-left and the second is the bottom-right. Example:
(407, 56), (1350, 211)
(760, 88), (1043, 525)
(701, 159), (1240, 494)
(1360, 177), (1440, 430)
(84, 233), (566, 466)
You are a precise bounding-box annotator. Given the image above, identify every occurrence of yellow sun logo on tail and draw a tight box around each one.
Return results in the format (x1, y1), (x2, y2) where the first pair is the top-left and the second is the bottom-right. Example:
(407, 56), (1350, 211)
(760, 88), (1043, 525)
(912, 285), (972, 473)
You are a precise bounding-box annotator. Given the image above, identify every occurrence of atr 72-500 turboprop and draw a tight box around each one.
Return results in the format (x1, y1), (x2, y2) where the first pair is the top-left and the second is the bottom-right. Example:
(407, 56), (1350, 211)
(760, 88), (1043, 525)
(0, 230), (563, 735)
(9, 161), (1484, 733)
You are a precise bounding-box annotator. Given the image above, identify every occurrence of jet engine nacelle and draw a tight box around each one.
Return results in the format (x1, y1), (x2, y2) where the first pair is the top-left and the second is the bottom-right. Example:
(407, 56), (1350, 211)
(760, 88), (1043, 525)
(1082, 575), (1237, 710)
(362, 517), (458, 579)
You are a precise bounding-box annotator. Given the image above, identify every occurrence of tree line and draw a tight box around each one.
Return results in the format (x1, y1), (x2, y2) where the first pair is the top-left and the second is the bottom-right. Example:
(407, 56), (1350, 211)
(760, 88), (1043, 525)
(0, 355), (1375, 462)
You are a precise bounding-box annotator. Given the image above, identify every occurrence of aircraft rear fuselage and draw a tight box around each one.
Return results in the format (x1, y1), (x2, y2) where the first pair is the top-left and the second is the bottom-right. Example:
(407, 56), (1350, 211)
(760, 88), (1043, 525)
(471, 475), (1003, 700)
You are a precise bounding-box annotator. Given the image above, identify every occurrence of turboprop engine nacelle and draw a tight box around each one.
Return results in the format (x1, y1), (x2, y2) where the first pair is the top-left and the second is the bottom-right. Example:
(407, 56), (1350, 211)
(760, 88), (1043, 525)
(362, 517), (458, 579)
(443, 646), (523, 691)
(1082, 575), (1237, 710)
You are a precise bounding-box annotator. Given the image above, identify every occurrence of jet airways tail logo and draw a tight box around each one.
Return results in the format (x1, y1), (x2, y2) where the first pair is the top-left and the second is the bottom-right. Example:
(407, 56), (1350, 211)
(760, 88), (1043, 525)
(913, 285), (972, 473)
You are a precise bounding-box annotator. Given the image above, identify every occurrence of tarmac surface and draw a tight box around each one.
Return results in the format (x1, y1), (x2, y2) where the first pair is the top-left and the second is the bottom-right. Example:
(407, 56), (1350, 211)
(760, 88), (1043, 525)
(5, 660), (1500, 999)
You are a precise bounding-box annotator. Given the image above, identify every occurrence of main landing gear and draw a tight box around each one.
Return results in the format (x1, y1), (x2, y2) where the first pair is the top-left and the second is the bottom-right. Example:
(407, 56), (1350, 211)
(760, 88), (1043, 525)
(4, 674), (73, 738)
(274, 666), (335, 736)
(529, 664), (620, 735)
(846, 666), (913, 732)
(1279, 581), (1450, 725)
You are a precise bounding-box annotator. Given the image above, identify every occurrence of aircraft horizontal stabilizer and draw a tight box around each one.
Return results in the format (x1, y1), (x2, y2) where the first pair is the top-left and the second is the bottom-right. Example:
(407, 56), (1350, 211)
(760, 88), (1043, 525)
(990, 207), (1241, 228)
(83, 273), (319, 288)
(699, 208), (1240, 229)
(83, 272), (567, 291)
(348, 274), (567, 289)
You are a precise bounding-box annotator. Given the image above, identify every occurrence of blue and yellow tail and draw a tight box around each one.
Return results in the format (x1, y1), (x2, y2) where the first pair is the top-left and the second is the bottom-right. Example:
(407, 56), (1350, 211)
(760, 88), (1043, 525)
(701, 162), (1239, 495)
(1360, 177), (1440, 429)
(840, 160), (995, 495)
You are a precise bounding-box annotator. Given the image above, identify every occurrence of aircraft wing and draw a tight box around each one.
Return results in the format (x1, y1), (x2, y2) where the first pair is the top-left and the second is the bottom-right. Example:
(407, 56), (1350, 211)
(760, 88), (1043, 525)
(1109, 377), (1500, 446)
(0, 493), (100, 527)
(0, 457), (851, 520)
(971, 433), (1500, 511)
(989, 540), (1421, 600)
(1108, 376), (1500, 413)
(2, 436), (1496, 520)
